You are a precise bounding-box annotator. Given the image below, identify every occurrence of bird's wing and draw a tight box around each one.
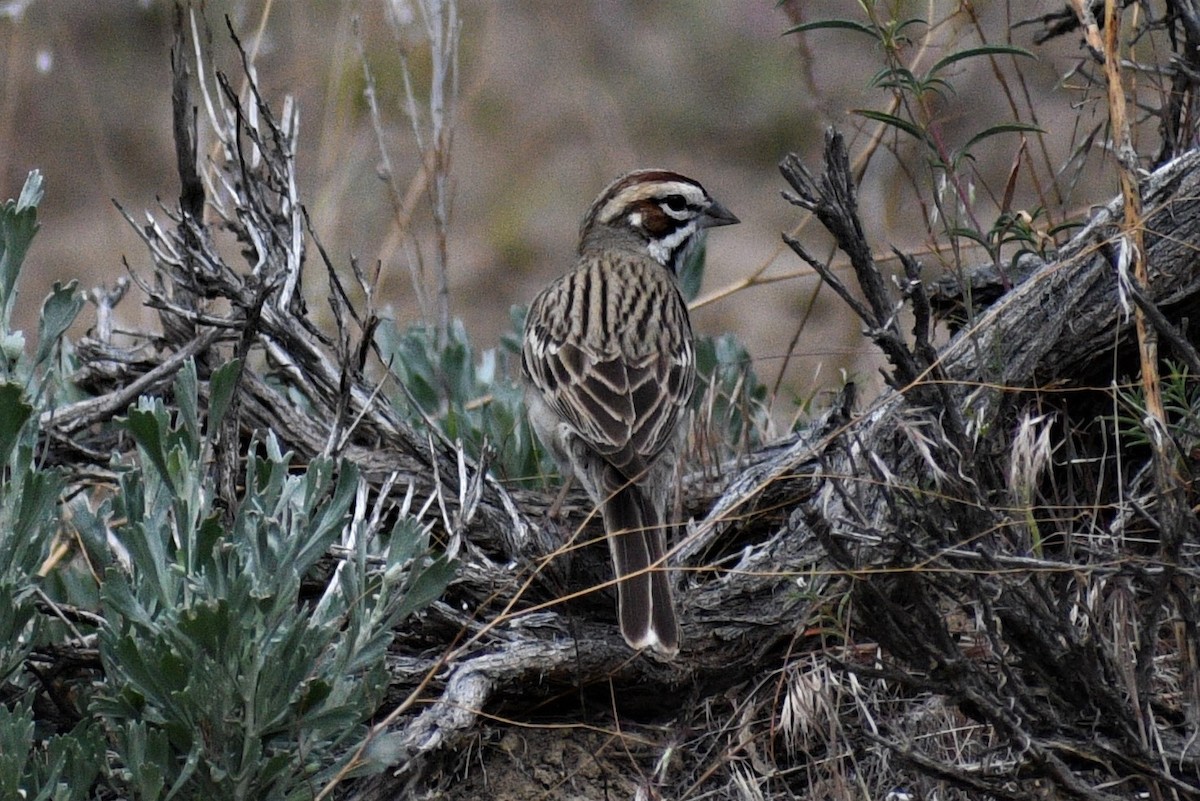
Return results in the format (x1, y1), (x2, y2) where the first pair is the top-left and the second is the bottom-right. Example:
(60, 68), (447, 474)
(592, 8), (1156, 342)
(522, 265), (694, 477)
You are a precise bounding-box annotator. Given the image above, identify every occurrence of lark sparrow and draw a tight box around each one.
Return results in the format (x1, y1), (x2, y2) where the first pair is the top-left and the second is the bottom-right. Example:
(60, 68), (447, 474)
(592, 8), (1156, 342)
(522, 169), (738, 656)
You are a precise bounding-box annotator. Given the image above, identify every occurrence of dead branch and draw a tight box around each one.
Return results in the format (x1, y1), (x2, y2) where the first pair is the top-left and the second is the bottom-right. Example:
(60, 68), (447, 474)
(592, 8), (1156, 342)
(42, 19), (1200, 799)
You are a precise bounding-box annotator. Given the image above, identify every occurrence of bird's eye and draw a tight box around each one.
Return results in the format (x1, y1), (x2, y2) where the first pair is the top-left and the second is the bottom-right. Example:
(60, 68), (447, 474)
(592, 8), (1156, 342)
(663, 194), (688, 212)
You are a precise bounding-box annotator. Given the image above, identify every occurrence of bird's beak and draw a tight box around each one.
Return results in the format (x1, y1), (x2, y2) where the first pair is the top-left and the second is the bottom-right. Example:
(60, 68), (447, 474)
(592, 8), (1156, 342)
(701, 200), (740, 228)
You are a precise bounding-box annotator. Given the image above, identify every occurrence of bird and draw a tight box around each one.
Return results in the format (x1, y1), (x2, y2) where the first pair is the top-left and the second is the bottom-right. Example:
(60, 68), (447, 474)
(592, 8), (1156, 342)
(521, 169), (739, 656)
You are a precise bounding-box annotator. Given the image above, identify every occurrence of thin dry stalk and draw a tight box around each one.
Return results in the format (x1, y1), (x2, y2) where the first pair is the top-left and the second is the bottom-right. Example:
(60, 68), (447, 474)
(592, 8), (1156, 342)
(382, 0), (460, 347)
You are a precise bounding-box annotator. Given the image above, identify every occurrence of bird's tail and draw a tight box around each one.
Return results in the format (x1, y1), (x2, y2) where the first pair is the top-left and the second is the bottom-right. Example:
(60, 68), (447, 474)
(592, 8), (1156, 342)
(602, 477), (680, 656)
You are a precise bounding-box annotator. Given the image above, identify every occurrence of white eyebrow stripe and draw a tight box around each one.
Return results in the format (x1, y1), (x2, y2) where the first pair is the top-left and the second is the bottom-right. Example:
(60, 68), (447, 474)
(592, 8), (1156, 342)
(597, 181), (707, 224)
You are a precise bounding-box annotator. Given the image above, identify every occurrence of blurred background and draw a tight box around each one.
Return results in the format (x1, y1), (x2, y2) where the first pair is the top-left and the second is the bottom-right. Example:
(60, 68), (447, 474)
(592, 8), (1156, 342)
(0, 1), (1112, 427)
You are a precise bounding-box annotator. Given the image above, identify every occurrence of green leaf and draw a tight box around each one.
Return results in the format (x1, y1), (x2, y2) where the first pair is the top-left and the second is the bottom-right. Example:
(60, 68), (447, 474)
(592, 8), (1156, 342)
(125, 406), (176, 494)
(928, 44), (1035, 77)
(293, 678), (333, 715)
(100, 570), (156, 629)
(394, 555), (456, 620)
(1048, 219), (1085, 238)
(177, 599), (233, 657)
(294, 461), (358, 572)
(162, 735), (203, 800)
(503, 304), (527, 355)
(440, 329), (472, 403)
(783, 18), (880, 38)
(956, 122), (1045, 157)
(852, 109), (929, 144)
(0, 585), (38, 686)
(949, 226), (993, 251)
(869, 65), (916, 90)
(0, 171), (43, 328)
(889, 17), (929, 37)
(33, 280), (82, 368)
(16, 170), (44, 213)
(0, 382), (31, 465)
(173, 358), (199, 454)
(208, 358), (242, 432)
(385, 516), (428, 571)
(27, 720), (104, 801)
(115, 722), (168, 801)
(0, 701), (36, 799)
(11, 467), (63, 549)
(195, 514), (224, 575)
